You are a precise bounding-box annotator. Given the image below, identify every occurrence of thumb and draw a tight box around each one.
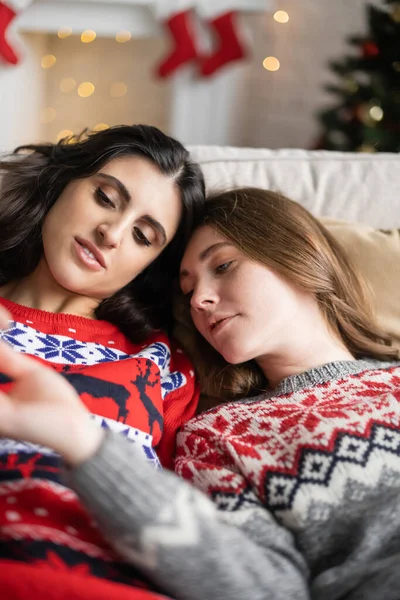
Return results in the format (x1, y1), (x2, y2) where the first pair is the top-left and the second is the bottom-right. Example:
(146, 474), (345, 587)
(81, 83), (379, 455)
(0, 388), (16, 423)
(0, 305), (11, 329)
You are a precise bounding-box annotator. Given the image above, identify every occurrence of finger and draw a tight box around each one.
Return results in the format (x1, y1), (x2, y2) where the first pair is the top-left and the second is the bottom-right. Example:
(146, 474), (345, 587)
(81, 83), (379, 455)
(0, 305), (11, 329)
(0, 340), (40, 379)
(0, 389), (13, 412)
(0, 389), (17, 438)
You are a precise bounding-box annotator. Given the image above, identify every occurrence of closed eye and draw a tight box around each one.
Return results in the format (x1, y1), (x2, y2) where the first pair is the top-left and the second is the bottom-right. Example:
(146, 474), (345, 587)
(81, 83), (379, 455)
(95, 187), (116, 209)
(133, 226), (151, 247)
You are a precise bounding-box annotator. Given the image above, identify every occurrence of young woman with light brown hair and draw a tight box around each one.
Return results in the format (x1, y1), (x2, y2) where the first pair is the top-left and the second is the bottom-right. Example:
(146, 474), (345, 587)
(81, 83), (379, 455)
(0, 187), (399, 600)
(177, 187), (398, 404)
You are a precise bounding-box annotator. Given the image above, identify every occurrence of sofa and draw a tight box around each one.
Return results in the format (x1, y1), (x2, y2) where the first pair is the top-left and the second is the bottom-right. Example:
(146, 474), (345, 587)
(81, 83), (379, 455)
(188, 146), (400, 349)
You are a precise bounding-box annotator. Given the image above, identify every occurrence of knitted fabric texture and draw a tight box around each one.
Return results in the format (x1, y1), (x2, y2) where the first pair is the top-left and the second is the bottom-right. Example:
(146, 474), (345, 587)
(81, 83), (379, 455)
(174, 359), (400, 598)
(62, 359), (400, 600)
(0, 297), (197, 599)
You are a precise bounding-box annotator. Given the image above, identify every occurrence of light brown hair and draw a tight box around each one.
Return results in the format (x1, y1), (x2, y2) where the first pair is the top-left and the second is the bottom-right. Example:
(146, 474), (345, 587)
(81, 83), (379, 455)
(174, 188), (398, 408)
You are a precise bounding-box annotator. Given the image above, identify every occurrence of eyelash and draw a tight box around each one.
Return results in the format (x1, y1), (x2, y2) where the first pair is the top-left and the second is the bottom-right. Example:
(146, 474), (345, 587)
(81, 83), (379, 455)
(133, 227), (151, 247)
(95, 187), (115, 209)
(184, 261), (233, 300)
(215, 261), (233, 274)
(95, 187), (151, 248)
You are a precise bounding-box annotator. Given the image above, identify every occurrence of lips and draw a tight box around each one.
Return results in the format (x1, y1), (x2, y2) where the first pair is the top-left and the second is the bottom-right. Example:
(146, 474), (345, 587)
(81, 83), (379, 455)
(75, 237), (106, 268)
(209, 315), (237, 333)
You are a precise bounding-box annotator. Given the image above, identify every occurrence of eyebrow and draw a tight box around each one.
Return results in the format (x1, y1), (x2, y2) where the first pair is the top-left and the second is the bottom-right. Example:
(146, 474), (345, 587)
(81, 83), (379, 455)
(97, 173), (131, 202)
(97, 173), (167, 246)
(180, 242), (234, 280)
(143, 215), (167, 246)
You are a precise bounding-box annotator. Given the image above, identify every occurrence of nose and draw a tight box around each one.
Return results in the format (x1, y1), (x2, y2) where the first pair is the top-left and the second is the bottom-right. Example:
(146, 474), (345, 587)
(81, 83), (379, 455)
(96, 220), (126, 249)
(190, 283), (219, 311)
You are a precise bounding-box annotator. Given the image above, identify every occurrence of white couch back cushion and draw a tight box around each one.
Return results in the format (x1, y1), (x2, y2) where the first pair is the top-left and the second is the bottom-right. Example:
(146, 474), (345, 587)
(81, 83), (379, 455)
(188, 147), (400, 228)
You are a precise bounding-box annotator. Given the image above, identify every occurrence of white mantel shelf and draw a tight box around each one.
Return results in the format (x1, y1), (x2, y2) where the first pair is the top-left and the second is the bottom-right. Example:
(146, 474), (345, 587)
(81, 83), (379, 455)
(16, 0), (269, 37)
(5, 0), (273, 147)
(16, 0), (159, 37)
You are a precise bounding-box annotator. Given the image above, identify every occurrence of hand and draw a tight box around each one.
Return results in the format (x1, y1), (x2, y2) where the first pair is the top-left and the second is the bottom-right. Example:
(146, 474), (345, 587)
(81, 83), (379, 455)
(0, 305), (104, 466)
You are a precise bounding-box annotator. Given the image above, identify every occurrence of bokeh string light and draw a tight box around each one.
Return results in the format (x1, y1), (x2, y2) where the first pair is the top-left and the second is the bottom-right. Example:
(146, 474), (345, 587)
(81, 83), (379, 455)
(263, 10), (289, 71)
(60, 77), (76, 93)
(58, 27), (72, 39)
(78, 82), (95, 98)
(263, 56), (280, 71)
(92, 123), (109, 132)
(116, 30), (131, 43)
(81, 30), (96, 44)
(43, 25), (133, 142)
(56, 130), (74, 143)
(274, 10), (289, 23)
(41, 54), (56, 69)
(110, 82), (128, 98)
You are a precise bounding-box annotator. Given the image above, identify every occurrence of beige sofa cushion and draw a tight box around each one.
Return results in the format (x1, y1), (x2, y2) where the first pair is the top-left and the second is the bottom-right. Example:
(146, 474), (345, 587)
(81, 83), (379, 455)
(321, 218), (400, 351)
(188, 147), (400, 229)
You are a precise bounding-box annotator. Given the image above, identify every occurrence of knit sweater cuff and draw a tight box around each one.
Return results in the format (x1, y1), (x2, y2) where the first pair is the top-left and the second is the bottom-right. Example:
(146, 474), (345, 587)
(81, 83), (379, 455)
(64, 430), (155, 533)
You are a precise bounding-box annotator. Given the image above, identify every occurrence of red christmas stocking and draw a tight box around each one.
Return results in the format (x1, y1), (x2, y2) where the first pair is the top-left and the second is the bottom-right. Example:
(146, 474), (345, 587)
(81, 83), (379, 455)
(0, 1), (18, 65)
(157, 10), (199, 78)
(200, 11), (247, 77)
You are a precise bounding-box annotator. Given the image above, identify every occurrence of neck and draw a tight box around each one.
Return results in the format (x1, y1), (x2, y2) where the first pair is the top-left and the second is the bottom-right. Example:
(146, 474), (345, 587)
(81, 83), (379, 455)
(0, 263), (100, 319)
(256, 323), (354, 390)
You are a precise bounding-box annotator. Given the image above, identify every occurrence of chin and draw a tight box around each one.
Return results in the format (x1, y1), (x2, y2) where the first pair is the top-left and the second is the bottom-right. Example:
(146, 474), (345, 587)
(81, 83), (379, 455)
(48, 264), (95, 297)
(50, 269), (85, 294)
(219, 340), (257, 365)
(220, 347), (248, 365)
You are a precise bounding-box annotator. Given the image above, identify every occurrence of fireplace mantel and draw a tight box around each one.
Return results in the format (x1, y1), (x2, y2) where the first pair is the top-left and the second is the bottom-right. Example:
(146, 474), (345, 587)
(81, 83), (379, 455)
(16, 0), (268, 37)
(16, 0), (159, 37)
(5, 0), (272, 147)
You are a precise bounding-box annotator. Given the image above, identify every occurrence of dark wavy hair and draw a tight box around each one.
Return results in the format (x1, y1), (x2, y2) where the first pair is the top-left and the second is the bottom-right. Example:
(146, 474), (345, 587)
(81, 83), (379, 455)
(0, 124), (205, 343)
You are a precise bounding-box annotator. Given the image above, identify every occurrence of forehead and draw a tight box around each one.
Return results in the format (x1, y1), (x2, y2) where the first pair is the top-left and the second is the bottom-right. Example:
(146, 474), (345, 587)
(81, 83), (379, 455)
(99, 155), (181, 224)
(180, 226), (239, 281)
(99, 155), (173, 194)
(182, 225), (225, 263)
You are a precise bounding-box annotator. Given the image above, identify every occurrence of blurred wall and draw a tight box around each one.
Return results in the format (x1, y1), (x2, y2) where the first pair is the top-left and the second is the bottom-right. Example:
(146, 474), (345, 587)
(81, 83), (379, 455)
(240, 0), (380, 148)
(0, 33), (47, 152)
(0, 0), (380, 150)
(42, 34), (172, 141)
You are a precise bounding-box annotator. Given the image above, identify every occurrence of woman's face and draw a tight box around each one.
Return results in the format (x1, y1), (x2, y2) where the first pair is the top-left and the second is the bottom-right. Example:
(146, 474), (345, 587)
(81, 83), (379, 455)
(41, 155), (182, 299)
(180, 225), (313, 365)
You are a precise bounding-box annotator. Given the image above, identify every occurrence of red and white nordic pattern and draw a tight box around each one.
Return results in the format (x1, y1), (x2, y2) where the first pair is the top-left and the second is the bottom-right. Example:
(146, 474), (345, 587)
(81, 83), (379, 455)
(176, 366), (400, 529)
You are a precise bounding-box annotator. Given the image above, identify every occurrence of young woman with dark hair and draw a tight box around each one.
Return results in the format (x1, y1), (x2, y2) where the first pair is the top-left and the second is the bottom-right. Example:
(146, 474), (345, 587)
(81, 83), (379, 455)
(0, 187), (399, 600)
(0, 124), (203, 342)
(0, 124), (205, 599)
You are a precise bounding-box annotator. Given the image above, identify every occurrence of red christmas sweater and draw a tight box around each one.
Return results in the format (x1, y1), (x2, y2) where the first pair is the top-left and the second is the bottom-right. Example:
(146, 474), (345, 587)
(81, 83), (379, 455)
(0, 297), (199, 600)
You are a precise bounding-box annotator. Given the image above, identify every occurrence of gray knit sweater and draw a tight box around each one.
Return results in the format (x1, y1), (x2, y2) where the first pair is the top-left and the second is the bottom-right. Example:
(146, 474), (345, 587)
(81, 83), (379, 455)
(67, 359), (400, 600)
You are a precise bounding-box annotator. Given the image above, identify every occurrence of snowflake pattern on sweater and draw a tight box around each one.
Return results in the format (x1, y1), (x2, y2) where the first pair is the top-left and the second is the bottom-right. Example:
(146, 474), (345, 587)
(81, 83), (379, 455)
(175, 361), (400, 593)
(0, 297), (198, 596)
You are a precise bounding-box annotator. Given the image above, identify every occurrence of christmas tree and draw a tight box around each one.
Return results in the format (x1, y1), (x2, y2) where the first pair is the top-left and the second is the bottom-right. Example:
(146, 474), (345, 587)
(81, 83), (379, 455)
(316, 0), (400, 152)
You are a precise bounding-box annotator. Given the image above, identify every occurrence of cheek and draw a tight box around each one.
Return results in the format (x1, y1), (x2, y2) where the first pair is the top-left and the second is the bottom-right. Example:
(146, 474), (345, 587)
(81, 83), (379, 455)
(117, 247), (159, 285)
(190, 309), (201, 331)
(42, 200), (76, 243)
(190, 310), (207, 338)
(115, 257), (141, 285)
